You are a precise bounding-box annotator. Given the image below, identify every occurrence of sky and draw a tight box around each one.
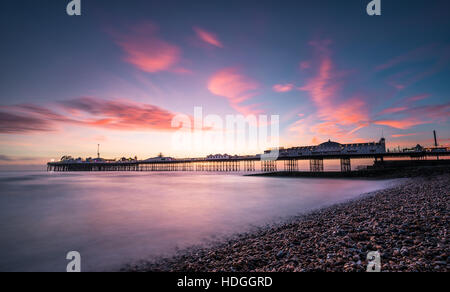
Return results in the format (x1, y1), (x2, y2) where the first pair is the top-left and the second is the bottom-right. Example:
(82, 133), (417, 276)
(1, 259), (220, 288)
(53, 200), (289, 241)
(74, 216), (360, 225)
(0, 0), (449, 165)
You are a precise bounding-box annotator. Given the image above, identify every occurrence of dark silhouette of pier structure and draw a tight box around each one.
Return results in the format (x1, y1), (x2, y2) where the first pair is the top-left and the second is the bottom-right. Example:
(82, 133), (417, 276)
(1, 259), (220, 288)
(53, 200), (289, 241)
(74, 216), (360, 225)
(47, 151), (450, 173)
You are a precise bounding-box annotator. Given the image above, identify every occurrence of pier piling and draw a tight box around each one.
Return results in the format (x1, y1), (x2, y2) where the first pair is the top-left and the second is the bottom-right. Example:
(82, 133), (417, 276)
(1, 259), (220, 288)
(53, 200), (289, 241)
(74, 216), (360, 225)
(340, 158), (351, 172)
(310, 159), (324, 172)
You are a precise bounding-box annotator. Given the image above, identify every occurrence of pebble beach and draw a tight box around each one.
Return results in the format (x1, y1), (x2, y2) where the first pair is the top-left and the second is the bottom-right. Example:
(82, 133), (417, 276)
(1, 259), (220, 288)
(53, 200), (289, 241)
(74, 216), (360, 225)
(123, 171), (449, 272)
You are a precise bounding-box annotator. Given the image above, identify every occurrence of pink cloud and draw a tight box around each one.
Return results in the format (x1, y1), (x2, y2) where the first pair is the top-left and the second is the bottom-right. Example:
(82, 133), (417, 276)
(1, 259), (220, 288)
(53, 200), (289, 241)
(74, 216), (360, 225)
(291, 40), (449, 142)
(0, 112), (57, 134)
(59, 97), (181, 131)
(404, 93), (431, 103)
(171, 67), (193, 75)
(352, 138), (368, 143)
(392, 83), (406, 90)
(283, 39), (372, 143)
(300, 57), (337, 109)
(311, 122), (347, 139)
(391, 133), (420, 138)
(273, 84), (295, 93)
(374, 93), (431, 119)
(113, 22), (182, 73)
(299, 40), (369, 139)
(379, 107), (408, 115)
(208, 67), (262, 115)
(193, 27), (223, 48)
(0, 97), (184, 134)
(409, 103), (450, 121)
(332, 98), (369, 126)
(373, 119), (427, 130)
(374, 101), (449, 130)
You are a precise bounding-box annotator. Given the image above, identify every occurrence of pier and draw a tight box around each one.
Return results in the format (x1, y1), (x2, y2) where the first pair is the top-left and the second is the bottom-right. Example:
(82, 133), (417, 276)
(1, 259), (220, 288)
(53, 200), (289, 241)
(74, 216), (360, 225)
(47, 137), (450, 173)
(47, 151), (450, 173)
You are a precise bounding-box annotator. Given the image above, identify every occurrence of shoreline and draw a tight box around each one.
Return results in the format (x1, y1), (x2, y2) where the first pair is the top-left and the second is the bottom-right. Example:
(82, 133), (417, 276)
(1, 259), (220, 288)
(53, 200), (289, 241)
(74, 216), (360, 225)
(247, 165), (450, 180)
(122, 169), (449, 272)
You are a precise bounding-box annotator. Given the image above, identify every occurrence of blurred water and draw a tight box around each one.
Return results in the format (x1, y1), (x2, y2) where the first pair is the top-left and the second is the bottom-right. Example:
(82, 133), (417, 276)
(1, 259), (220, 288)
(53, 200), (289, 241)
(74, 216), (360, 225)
(0, 171), (398, 272)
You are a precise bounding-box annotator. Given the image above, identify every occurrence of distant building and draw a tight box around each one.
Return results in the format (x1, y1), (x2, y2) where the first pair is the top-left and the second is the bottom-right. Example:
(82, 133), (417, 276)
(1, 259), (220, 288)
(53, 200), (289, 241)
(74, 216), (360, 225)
(60, 156), (74, 162)
(87, 157), (105, 163)
(403, 144), (425, 153)
(117, 157), (139, 162)
(206, 154), (240, 160)
(426, 146), (449, 153)
(207, 154), (231, 160)
(60, 156), (84, 163)
(275, 138), (386, 157)
(144, 156), (175, 162)
(402, 144), (449, 153)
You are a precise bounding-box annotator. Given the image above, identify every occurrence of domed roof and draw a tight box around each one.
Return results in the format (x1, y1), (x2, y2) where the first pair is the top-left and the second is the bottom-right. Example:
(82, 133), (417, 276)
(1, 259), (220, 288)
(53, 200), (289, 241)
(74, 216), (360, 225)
(318, 140), (342, 148)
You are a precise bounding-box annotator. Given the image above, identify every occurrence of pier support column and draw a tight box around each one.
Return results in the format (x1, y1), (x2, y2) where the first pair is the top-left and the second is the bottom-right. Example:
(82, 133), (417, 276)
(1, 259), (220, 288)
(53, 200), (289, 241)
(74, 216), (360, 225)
(284, 160), (298, 172)
(262, 160), (277, 172)
(374, 156), (385, 168)
(340, 158), (351, 172)
(310, 159), (324, 172)
(271, 160), (277, 172)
